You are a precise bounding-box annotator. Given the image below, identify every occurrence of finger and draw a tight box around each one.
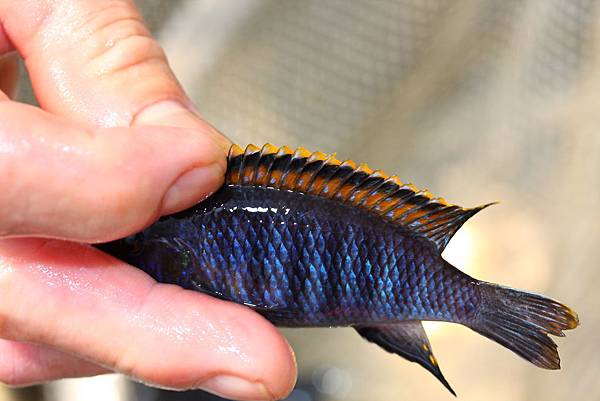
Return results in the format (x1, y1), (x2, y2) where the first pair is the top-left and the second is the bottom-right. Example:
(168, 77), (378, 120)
(0, 101), (225, 240)
(0, 0), (230, 221)
(0, 52), (17, 99)
(0, 22), (13, 54)
(0, 0), (229, 149)
(0, 238), (297, 400)
(0, 339), (108, 386)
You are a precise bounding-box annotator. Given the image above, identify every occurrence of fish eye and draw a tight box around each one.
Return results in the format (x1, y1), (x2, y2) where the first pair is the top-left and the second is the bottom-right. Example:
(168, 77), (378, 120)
(131, 239), (144, 255)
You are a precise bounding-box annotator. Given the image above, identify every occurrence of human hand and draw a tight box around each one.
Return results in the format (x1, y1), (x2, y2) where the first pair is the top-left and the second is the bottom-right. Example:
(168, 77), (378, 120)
(0, 1), (296, 400)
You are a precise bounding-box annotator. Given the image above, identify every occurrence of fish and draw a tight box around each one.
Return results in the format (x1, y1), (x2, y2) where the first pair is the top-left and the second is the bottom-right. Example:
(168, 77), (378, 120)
(98, 143), (579, 396)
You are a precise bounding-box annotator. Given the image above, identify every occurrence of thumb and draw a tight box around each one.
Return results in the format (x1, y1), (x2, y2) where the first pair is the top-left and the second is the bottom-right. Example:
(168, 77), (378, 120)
(0, 0), (232, 239)
(0, 101), (225, 242)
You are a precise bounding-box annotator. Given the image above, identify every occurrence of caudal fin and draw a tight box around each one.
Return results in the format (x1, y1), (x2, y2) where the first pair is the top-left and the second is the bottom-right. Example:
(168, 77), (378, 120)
(468, 283), (579, 369)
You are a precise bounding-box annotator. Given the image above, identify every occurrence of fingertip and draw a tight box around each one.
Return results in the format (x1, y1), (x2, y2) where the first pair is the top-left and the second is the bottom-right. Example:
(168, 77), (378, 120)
(209, 305), (297, 400)
(261, 333), (298, 400)
(130, 99), (230, 216)
(160, 162), (225, 216)
(126, 122), (228, 219)
(122, 287), (297, 398)
(194, 319), (297, 401)
(132, 99), (232, 155)
(198, 376), (273, 401)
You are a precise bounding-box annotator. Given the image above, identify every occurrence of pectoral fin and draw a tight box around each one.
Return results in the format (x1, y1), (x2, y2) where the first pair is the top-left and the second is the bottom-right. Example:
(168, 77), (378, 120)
(355, 321), (455, 396)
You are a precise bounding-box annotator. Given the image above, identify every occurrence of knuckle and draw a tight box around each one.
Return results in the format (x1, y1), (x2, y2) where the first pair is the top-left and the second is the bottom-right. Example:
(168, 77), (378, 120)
(94, 34), (166, 78)
(49, 0), (167, 78)
(81, 136), (161, 240)
(83, 5), (166, 77)
(82, 185), (157, 241)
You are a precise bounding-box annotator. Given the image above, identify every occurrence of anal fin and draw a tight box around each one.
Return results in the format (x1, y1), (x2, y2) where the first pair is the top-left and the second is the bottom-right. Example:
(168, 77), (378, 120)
(355, 321), (456, 396)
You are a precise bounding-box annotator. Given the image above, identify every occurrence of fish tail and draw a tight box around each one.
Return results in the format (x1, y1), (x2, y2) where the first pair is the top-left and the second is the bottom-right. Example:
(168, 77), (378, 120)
(467, 283), (579, 369)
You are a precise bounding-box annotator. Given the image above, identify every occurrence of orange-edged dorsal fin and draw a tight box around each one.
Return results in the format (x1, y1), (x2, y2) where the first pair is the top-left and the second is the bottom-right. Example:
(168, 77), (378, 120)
(226, 144), (493, 251)
(226, 144), (245, 184)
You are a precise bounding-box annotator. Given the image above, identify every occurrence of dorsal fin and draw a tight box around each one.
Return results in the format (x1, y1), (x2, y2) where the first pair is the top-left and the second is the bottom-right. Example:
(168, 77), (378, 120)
(226, 144), (493, 251)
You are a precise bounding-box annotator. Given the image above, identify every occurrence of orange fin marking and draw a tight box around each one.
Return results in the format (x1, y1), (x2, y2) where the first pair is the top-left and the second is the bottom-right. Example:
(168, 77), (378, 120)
(254, 164), (269, 186)
(265, 146), (293, 187)
(239, 144), (261, 185)
(309, 155), (342, 196)
(226, 144), (245, 184)
(253, 144), (279, 186)
(329, 161), (361, 200)
(331, 164), (377, 203)
(280, 148), (313, 190)
(295, 151), (328, 192)
(226, 144), (492, 251)
(369, 177), (406, 211)
(297, 151), (329, 192)
(345, 170), (388, 206)
(359, 170), (389, 211)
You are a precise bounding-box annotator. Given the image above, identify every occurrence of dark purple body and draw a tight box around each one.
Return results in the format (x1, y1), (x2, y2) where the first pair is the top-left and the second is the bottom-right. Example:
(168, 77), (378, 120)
(103, 185), (481, 327)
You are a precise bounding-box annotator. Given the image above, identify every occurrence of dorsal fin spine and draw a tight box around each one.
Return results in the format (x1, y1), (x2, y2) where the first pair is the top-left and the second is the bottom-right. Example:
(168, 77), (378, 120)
(275, 147), (296, 189)
(408, 205), (452, 230)
(355, 181), (386, 206)
(328, 160), (357, 199)
(227, 144), (244, 183)
(241, 144), (261, 185)
(261, 145), (282, 187)
(288, 161), (305, 190)
(297, 160), (326, 192)
(422, 208), (467, 233)
(253, 144), (277, 186)
(370, 179), (407, 212)
(267, 146), (293, 187)
(295, 152), (328, 191)
(382, 189), (423, 218)
(288, 148), (314, 190)
(287, 153), (304, 190)
(237, 144), (251, 184)
(395, 192), (434, 224)
(308, 155), (342, 196)
(352, 174), (389, 206)
(418, 209), (462, 233)
(303, 156), (331, 194)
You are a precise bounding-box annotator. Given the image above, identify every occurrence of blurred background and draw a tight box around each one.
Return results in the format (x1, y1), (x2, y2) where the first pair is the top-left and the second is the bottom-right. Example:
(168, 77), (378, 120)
(3, 0), (598, 400)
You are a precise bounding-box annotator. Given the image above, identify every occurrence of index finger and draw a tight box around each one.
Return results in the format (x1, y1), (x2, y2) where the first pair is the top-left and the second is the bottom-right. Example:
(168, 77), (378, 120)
(0, 238), (297, 400)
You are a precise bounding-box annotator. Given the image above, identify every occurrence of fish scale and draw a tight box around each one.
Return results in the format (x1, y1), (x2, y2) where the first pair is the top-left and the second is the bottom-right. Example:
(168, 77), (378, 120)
(126, 186), (479, 326)
(98, 144), (579, 396)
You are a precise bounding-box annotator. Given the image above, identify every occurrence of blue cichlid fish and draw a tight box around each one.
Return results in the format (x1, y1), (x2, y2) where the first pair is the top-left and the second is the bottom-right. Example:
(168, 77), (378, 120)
(99, 144), (579, 395)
